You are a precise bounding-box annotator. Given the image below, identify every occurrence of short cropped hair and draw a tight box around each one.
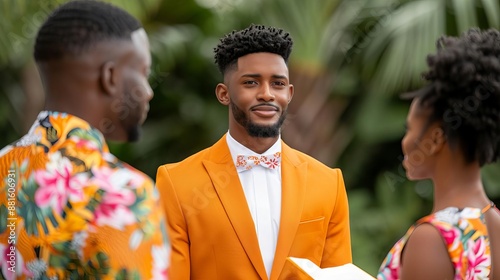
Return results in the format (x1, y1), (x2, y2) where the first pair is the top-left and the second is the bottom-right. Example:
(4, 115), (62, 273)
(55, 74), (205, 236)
(213, 24), (293, 74)
(407, 28), (500, 166)
(34, 0), (142, 61)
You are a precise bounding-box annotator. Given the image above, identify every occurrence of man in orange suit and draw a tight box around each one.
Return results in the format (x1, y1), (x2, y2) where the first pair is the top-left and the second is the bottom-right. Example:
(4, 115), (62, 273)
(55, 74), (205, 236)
(156, 24), (352, 280)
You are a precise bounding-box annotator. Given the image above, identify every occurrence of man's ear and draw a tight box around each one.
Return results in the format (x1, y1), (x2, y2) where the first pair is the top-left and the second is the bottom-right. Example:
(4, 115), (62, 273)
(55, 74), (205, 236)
(215, 83), (230, 105)
(100, 61), (118, 96)
(288, 83), (294, 104)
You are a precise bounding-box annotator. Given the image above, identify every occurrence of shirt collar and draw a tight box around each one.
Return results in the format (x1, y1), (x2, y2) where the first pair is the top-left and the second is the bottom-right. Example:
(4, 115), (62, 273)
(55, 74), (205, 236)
(31, 111), (108, 153)
(226, 131), (281, 166)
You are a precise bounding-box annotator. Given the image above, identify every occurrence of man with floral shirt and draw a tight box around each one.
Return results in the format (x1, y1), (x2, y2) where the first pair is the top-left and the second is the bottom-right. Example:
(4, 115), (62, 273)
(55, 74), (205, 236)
(0, 1), (169, 279)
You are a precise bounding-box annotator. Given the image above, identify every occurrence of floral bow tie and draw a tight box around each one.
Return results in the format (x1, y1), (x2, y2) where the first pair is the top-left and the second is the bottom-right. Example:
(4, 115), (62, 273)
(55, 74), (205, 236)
(235, 152), (281, 172)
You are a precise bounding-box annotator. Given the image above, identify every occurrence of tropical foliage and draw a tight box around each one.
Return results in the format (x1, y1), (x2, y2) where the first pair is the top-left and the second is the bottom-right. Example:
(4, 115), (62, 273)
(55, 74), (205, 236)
(1, 0), (499, 274)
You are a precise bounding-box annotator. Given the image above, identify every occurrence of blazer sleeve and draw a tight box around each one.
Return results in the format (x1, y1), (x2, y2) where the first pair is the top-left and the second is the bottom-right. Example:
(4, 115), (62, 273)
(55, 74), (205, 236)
(320, 168), (352, 267)
(156, 165), (191, 279)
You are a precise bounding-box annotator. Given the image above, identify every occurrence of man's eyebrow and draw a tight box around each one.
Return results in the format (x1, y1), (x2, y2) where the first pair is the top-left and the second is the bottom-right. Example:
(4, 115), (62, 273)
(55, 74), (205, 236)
(240, 73), (261, 78)
(272, 74), (288, 79)
(240, 73), (288, 79)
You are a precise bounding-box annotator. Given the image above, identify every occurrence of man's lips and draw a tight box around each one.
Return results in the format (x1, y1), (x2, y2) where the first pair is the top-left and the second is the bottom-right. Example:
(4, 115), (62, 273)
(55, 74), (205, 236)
(251, 104), (279, 117)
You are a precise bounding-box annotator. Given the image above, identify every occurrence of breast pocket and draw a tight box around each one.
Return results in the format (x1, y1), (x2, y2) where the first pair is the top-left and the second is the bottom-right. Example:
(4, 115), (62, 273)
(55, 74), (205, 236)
(291, 217), (326, 262)
(296, 216), (325, 235)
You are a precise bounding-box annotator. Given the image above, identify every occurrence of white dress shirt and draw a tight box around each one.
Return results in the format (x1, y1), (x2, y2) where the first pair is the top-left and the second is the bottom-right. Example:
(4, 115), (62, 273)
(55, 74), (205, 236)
(226, 132), (282, 278)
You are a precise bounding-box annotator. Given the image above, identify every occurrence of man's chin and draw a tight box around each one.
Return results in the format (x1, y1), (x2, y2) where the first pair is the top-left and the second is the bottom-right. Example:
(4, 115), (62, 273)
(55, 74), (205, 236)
(246, 123), (280, 138)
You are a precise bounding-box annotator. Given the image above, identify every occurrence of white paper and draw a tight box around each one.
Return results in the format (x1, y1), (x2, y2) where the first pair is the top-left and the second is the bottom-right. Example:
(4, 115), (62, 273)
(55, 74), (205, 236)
(288, 257), (375, 280)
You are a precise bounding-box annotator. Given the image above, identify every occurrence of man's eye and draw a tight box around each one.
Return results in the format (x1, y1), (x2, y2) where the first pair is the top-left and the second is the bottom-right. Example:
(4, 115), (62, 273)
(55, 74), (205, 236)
(244, 81), (257, 85)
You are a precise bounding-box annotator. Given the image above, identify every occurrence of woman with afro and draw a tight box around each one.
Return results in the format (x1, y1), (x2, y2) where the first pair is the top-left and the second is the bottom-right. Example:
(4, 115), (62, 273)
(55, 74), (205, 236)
(378, 28), (500, 279)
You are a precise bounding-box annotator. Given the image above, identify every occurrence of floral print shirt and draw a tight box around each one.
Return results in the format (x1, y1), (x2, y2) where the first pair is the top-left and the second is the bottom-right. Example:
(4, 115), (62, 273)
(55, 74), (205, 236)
(0, 111), (169, 280)
(377, 206), (492, 280)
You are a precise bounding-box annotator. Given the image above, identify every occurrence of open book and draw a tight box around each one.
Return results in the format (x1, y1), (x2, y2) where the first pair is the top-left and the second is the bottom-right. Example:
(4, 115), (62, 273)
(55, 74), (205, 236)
(278, 257), (376, 280)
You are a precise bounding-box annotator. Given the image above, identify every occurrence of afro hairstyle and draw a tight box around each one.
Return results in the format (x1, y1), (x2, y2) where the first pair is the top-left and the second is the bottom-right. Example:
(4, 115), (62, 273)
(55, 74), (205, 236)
(407, 28), (500, 166)
(213, 24), (293, 74)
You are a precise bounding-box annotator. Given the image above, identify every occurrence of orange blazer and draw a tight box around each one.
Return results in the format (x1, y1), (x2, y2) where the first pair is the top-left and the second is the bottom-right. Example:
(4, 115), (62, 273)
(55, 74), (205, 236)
(156, 134), (352, 280)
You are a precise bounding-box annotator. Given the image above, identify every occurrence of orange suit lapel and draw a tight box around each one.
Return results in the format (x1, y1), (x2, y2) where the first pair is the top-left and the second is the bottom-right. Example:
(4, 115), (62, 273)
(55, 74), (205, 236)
(270, 142), (307, 280)
(202, 134), (268, 279)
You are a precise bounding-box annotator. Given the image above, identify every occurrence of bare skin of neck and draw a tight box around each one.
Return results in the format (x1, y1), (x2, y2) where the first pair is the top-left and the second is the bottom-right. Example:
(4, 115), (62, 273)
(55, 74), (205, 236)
(40, 59), (106, 127)
(430, 146), (490, 212)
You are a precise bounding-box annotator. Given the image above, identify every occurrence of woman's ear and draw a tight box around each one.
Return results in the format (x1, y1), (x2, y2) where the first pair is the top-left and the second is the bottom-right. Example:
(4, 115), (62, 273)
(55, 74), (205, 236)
(215, 83), (230, 105)
(100, 61), (118, 96)
(430, 126), (446, 155)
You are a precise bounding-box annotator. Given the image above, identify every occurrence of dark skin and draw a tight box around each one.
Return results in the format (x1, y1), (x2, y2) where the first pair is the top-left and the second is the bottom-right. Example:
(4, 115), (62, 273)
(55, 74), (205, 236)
(36, 29), (152, 142)
(215, 52), (294, 154)
(400, 98), (499, 279)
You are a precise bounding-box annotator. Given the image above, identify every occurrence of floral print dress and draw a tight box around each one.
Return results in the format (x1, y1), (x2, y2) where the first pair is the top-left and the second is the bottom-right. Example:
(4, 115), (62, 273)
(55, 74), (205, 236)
(0, 111), (169, 279)
(377, 205), (493, 280)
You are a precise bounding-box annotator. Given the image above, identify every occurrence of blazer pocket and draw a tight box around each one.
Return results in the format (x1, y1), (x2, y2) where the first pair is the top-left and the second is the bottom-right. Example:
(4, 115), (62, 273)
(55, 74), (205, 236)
(296, 216), (324, 235)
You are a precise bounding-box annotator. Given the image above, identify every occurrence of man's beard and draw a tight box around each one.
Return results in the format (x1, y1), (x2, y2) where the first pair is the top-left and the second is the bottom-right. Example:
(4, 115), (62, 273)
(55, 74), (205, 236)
(117, 107), (142, 142)
(121, 88), (144, 142)
(127, 125), (141, 142)
(230, 101), (286, 138)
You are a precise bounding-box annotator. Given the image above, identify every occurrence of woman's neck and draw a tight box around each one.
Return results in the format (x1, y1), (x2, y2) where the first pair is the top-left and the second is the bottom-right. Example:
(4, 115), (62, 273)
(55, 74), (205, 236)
(431, 161), (489, 212)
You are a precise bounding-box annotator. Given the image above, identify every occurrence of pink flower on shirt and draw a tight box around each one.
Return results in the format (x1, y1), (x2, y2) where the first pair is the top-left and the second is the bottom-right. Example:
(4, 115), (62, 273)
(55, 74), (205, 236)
(378, 239), (403, 280)
(440, 226), (461, 251)
(1, 244), (32, 280)
(91, 166), (137, 230)
(70, 136), (99, 150)
(465, 237), (490, 278)
(151, 245), (170, 280)
(34, 152), (87, 213)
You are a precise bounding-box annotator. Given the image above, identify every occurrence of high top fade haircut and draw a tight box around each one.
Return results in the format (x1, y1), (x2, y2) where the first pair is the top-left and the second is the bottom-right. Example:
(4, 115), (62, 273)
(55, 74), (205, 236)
(213, 24), (293, 74)
(34, 0), (142, 61)
(406, 28), (500, 166)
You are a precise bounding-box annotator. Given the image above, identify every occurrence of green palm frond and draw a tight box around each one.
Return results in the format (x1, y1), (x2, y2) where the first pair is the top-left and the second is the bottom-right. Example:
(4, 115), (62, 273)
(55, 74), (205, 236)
(360, 0), (499, 95)
(0, 0), (62, 66)
(362, 0), (445, 95)
(482, 0), (500, 27)
(0, 0), (162, 67)
(259, 0), (342, 71)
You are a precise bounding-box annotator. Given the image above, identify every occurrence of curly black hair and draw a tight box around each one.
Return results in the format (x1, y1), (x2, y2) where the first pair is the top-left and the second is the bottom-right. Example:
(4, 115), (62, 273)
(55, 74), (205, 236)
(34, 0), (142, 61)
(408, 28), (500, 166)
(214, 24), (293, 74)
